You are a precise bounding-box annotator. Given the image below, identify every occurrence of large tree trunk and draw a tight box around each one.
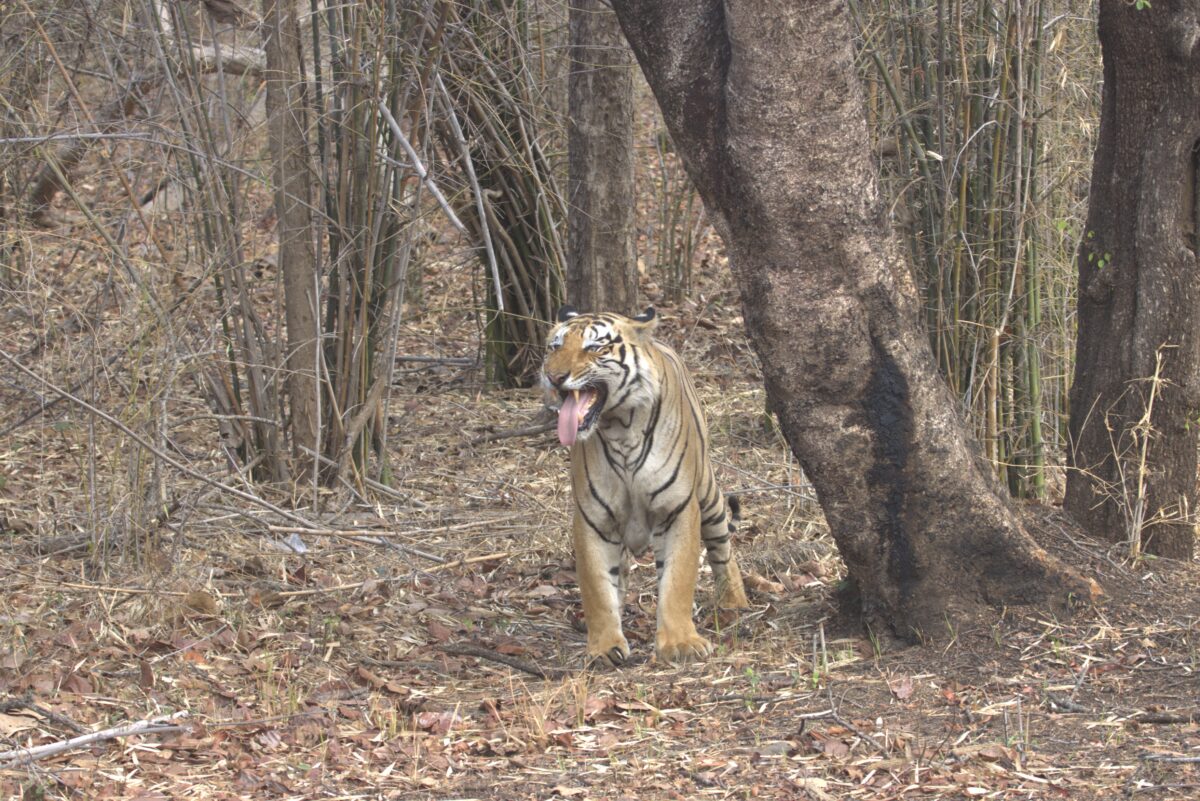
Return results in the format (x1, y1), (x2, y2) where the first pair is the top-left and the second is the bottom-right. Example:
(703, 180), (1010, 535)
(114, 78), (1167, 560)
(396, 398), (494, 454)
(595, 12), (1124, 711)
(610, 0), (1099, 638)
(1065, 0), (1199, 560)
(262, 0), (318, 480)
(567, 0), (636, 314)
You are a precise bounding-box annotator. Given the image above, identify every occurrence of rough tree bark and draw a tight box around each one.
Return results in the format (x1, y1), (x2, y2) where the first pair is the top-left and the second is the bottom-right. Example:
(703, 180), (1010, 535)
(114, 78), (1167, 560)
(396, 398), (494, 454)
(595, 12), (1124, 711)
(567, 0), (636, 314)
(610, 0), (1100, 639)
(1065, 0), (1199, 560)
(261, 0), (317, 479)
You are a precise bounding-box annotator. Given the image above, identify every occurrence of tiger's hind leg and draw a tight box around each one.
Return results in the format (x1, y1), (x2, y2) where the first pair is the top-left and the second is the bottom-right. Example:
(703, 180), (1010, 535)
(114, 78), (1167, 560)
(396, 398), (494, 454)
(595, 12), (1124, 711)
(701, 495), (750, 609)
(573, 511), (631, 666)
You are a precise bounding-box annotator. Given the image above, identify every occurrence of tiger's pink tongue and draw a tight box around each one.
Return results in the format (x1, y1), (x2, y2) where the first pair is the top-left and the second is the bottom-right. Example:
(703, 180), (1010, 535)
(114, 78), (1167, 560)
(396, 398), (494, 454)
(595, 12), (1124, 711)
(557, 390), (593, 446)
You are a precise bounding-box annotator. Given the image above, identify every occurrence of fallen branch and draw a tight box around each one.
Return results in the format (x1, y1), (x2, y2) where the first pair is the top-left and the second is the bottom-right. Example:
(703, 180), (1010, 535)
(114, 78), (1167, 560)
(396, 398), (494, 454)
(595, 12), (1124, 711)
(1132, 710), (1200, 725)
(265, 515), (526, 563)
(395, 355), (475, 366)
(439, 643), (570, 681)
(343, 536), (447, 564)
(189, 43), (264, 76)
(10, 568), (199, 598)
(827, 685), (888, 754)
(469, 421), (555, 446)
(0, 711), (188, 766)
(1045, 692), (1090, 713)
(267, 513), (525, 539)
(1140, 753), (1200, 763)
(378, 101), (467, 234)
(206, 710), (323, 729)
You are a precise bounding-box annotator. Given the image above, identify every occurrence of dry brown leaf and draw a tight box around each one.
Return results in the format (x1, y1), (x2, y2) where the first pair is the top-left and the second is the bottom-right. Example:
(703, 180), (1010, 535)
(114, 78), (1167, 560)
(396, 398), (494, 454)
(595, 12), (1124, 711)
(427, 619), (453, 643)
(355, 665), (386, 689)
(789, 777), (833, 801)
(889, 675), (915, 700)
(821, 738), (850, 758)
(415, 710), (459, 734)
(0, 711), (36, 736)
(183, 590), (219, 616)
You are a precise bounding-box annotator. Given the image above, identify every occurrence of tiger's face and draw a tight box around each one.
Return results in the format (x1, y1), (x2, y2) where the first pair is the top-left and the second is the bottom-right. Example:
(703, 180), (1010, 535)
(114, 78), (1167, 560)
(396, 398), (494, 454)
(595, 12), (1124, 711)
(543, 305), (657, 446)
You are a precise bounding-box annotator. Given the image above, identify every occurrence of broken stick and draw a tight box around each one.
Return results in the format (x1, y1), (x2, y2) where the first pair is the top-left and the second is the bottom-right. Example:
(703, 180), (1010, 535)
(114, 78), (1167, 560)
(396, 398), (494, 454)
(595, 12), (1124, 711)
(0, 711), (189, 766)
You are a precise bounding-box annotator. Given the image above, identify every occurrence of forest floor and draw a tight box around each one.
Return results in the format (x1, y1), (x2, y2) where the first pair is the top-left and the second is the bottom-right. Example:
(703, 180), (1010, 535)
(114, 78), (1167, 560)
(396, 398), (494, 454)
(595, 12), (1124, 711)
(3, 240), (1200, 800)
(1, 95), (1198, 801)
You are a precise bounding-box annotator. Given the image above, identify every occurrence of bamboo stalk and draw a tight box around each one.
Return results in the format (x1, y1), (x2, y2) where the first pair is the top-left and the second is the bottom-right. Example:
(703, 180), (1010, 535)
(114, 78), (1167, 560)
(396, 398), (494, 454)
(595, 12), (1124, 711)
(857, 0), (1077, 497)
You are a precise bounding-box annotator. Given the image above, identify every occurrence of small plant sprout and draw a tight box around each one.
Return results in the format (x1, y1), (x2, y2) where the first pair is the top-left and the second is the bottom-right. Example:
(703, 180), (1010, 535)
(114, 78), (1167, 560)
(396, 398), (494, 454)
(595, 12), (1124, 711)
(744, 665), (761, 692)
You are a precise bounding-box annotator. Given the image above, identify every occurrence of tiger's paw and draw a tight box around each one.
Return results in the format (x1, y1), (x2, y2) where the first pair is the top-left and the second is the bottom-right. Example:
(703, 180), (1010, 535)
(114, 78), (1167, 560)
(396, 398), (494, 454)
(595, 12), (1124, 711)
(718, 581), (751, 610)
(656, 631), (713, 664)
(586, 634), (631, 668)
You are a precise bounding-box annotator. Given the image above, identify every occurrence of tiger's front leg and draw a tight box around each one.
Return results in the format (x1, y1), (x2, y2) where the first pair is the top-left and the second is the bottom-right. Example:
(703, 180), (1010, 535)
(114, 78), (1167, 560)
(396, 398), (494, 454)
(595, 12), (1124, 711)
(572, 511), (630, 666)
(653, 499), (713, 663)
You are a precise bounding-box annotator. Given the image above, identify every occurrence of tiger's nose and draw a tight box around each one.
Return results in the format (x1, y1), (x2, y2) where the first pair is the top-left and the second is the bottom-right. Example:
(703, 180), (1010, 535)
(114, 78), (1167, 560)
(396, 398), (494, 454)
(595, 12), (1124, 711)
(547, 372), (569, 388)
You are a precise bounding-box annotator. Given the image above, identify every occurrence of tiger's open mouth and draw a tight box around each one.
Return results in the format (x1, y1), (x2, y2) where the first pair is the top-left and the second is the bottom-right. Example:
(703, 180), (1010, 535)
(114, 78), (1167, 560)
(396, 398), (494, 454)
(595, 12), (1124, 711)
(557, 384), (608, 446)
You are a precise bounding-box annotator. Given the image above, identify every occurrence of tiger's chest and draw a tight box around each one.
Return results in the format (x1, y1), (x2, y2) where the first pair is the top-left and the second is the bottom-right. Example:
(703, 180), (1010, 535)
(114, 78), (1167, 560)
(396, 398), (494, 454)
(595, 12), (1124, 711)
(573, 428), (693, 553)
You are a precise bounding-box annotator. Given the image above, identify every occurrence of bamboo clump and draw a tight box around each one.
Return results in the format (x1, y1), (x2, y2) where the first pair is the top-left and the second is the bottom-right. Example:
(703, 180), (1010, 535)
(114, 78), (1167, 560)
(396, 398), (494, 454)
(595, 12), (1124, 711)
(855, 0), (1097, 497)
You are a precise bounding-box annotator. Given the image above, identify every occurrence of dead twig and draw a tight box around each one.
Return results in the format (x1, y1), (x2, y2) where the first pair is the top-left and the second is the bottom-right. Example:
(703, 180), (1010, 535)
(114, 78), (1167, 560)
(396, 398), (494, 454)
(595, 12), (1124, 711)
(265, 515), (528, 564)
(827, 684), (888, 754)
(1140, 753), (1200, 763)
(1132, 710), (1200, 725)
(0, 711), (189, 766)
(378, 101), (467, 234)
(206, 710), (324, 729)
(439, 643), (570, 681)
(1046, 692), (1090, 713)
(432, 71), (503, 311)
(11, 570), (197, 598)
(395, 355), (475, 365)
(19, 550), (515, 602)
(275, 550), (514, 598)
(469, 421), (555, 445)
(267, 513), (525, 539)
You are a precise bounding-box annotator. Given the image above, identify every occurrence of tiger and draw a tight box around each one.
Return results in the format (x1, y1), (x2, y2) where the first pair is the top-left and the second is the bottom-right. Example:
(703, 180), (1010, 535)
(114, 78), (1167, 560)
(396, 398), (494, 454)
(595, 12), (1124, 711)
(543, 305), (750, 665)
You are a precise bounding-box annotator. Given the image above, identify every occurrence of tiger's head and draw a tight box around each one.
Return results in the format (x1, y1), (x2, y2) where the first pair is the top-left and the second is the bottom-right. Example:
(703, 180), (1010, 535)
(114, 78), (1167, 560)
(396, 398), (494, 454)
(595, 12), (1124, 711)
(543, 305), (658, 446)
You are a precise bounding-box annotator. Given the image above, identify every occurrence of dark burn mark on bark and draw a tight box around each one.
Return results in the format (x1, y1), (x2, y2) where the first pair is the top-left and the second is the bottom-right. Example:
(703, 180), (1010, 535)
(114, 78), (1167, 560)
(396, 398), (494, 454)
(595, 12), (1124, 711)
(863, 338), (917, 600)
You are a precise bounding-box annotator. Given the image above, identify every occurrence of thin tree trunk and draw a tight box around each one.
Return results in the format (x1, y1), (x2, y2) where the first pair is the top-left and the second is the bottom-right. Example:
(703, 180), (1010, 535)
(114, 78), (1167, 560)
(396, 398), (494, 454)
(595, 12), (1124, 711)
(262, 0), (317, 480)
(611, 0), (1099, 639)
(567, 0), (636, 314)
(1065, 0), (1200, 560)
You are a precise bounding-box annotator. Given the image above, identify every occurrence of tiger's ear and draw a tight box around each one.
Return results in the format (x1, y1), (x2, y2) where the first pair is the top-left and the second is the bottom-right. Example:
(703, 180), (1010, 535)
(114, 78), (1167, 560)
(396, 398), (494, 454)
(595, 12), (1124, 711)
(632, 306), (656, 324)
(557, 305), (579, 322)
(628, 306), (658, 341)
